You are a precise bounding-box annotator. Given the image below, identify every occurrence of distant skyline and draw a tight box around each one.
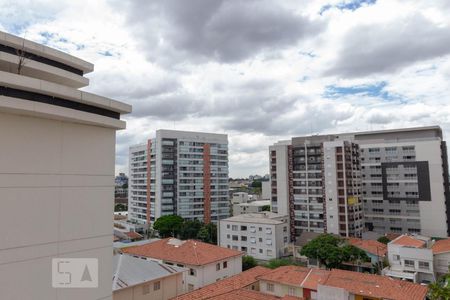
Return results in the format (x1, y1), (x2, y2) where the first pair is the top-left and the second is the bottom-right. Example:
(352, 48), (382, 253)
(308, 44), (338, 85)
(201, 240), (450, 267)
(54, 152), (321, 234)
(1, 0), (450, 177)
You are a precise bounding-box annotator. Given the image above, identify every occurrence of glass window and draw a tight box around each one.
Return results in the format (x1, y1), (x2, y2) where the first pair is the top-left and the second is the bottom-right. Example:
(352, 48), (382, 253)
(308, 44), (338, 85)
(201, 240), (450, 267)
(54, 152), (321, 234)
(404, 259), (415, 268)
(267, 283), (274, 292)
(189, 268), (196, 276)
(419, 261), (429, 270)
(223, 261), (228, 269)
(153, 281), (160, 291)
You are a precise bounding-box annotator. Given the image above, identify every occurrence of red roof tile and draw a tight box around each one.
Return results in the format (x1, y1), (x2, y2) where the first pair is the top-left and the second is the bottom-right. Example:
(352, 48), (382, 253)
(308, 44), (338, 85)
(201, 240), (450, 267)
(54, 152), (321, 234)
(208, 289), (289, 300)
(347, 238), (387, 256)
(432, 238), (450, 254)
(125, 231), (142, 239)
(122, 238), (243, 266)
(172, 266), (272, 300)
(391, 235), (426, 248)
(258, 266), (311, 286)
(324, 269), (428, 300)
(300, 268), (331, 290)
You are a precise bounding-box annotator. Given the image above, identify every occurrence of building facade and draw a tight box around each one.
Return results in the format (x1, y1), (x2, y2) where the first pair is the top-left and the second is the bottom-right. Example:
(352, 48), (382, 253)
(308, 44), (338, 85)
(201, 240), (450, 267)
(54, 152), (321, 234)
(219, 212), (289, 260)
(128, 130), (229, 225)
(270, 126), (450, 239)
(232, 200), (271, 216)
(0, 31), (131, 299)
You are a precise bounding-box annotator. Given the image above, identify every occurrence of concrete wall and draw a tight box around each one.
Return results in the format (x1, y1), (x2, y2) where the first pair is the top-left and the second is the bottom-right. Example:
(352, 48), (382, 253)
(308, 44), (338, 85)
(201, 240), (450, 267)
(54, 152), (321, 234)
(113, 273), (185, 300)
(0, 113), (117, 300)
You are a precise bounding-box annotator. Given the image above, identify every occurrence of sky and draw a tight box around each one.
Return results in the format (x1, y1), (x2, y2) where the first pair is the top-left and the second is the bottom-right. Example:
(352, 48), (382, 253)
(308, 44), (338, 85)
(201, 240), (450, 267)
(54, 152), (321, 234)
(1, 0), (450, 177)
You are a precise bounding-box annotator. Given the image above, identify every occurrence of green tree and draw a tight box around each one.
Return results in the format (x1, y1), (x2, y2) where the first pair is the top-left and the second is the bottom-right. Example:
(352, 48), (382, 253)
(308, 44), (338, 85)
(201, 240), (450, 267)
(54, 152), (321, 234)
(261, 205), (271, 212)
(377, 236), (390, 244)
(114, 203), (127, 212)
(179, 220), (203, 240)
(153, 215), (184, 238)
(242, 255), (257, 271)
(197, 223), (217, 244)
(264, 258), (299, 269)
(300, 234), (369, 269)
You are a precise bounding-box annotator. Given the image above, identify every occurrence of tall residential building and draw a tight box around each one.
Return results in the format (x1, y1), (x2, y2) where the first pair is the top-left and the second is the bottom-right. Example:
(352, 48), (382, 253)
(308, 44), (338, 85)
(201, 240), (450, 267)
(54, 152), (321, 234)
(270, 126), (450, 239)
(128, 130), (229, 225)
(0, 31), (131, 299)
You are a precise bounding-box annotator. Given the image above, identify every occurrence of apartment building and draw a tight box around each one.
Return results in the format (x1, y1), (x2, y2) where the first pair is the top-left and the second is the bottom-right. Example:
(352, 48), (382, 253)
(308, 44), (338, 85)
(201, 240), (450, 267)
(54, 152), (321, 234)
(233, 200), (271, 215)
(121, 238), (243, 291)
(128, 130), (229, 225)
(219, 212), (289, 260)
(0, 31), (131, 299)
(270, 126), (450, 239)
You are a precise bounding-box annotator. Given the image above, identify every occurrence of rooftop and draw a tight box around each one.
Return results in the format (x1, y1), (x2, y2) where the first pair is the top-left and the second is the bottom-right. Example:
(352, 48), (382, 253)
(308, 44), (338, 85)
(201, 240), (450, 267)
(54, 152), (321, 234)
(324, 269), (428, 300)
(112, 254), (186, 291)
(222, 212), (288, 224)
(432, 238), (450, 254)
(122, 238), (243, 266)
(236, 200), (271, 207)
(259, 266), (311, 286)
(391, 235), (426, 248)
(172, 266), (272, 300)
(205, 288), (300, 300)
(347, 238), (387, 257)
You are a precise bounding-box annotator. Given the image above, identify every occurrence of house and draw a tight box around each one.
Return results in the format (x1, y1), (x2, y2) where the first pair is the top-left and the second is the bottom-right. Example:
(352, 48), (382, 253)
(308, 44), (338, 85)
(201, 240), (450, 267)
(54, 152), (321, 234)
(218, 212), (289, 260)
(432, 238), (450, 277)
(172, 266), (272, 300)
(121, 238), (244, 291)
(345, 237), (387, 273)
(113, 254), (187, 300)
(382, 234), (435, 283)
(174, 265), (427, 300)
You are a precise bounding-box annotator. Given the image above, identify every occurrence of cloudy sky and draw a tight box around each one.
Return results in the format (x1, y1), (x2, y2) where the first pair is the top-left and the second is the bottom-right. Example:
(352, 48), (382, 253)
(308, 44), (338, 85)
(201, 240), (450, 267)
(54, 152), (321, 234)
(2, 0), (450, 177)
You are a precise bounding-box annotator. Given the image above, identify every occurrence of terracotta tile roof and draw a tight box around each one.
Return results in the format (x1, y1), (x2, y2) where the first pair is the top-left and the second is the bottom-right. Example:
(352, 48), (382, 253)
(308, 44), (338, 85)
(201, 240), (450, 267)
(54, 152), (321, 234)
(300, 268), (330, 290)
(347, 238), (387, 256)
(385, 233), (401, 241)
(391, 235), (426, 248)
(172, 266), (272, 300)
(125, 231), (142, 239)
(324, 269), (428, 300)
(122, 238), (243, 266)
(432, 238), (450, 254)
(208, 288), (290, 300)
(258, 266), (311, 286)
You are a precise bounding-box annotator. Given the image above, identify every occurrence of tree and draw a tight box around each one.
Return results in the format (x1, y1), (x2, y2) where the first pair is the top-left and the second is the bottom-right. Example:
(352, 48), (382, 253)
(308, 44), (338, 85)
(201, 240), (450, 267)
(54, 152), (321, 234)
(196, 223), (217, 244)
(264, 258), (299, 269)
(429, 269), (450, 300)
(377, 236), (390, 244)
(152, 215), (184, 238)
(16, 39), (28, 75)
(179, 220), (203, 240)
(242, 255), (257, 271)
(261, 205), (271, 212)
(300, 234), (369, 269)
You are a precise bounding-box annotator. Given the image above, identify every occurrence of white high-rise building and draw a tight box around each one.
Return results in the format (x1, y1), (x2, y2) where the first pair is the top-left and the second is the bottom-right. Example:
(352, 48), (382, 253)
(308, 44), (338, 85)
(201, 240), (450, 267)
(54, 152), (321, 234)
(0, 31), (131, 299)
(270, 126), (450, 239)
(128, 130), (229, 225)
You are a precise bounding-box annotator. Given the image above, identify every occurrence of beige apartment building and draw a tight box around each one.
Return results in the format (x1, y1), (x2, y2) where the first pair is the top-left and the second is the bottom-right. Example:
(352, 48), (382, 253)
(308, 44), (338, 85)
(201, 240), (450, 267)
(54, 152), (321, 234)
(0, 31), (131, 299)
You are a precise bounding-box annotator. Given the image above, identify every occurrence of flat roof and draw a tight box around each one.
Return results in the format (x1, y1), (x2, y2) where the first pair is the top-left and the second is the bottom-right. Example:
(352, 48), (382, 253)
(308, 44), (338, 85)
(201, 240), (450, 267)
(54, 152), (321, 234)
(222, 212), (287, 224)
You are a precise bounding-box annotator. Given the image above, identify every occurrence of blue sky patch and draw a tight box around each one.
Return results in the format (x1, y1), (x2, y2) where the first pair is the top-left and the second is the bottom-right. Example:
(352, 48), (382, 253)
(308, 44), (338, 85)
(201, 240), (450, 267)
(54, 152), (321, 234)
(320, 0), (377, 14)
(323, 81), (404, 102)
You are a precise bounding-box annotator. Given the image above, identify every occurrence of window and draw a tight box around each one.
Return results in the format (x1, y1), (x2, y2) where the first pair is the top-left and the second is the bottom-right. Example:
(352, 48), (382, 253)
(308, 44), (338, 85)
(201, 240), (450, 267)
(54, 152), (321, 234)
(259, 249), (263, 253)
(259, 238), (263, 242)
(241, 226), (247, 231)
(404, 259), (415, 268)
(393, 255), (400, 261)
(251, 248), (256, 253)
(232, 225), (238, 231)
(241, 236), (247, 241)
(267, 283), (274, 292)
(227, 224), (230, 229)
(259, 227), (262, 231)
(227, 234), (230, 239)
(284, 236), (288, 243)
(143, 284), (150, 295)
(288, 287), (296, 296)
(250, 237), (256, 244)
(189, 268), (196, 276)
(266, 228), (272, 234)
(419, 261), (430, 270)
(283, 226), (287, 232)
(223, 261), (228, 269)
(154, 281), (161, 291)
(250, 226), (256, 233)
(232, 235), (238, 241)
(188, 284), (194, 291)
(216, 263), (221, 271)
(267, 249), (273, 256)
(266, 239), (273, 245)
